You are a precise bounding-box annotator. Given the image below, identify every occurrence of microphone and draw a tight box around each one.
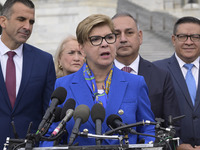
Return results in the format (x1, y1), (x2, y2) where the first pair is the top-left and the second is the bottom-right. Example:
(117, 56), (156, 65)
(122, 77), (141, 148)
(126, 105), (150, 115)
(37, 87), (67, 134)
(68, 104), (90, 146)
(106, 114), (137, 135)
(53, 107), (62, 122)
(60, 98), (76, 120)
(51, 98), (76, 136)
(91, 103), (105, 145)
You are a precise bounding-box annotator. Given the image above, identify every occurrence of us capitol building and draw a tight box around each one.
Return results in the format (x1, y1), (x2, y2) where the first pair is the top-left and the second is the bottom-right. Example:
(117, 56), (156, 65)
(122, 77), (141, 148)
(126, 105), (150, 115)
(0, 0), (199, 61)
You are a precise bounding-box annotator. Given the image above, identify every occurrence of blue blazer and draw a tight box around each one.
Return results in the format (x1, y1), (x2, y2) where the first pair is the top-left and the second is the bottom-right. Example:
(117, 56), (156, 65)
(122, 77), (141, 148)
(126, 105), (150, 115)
(40, 65), (155, 147)
(139, 57), (180, 128)
(154, 54), (200, 146)
(0, 43), (56, 149)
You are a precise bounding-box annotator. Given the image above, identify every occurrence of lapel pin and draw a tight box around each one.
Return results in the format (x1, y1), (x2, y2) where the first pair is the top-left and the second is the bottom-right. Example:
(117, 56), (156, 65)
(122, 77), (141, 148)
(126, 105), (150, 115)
(118, 109), (124, 115)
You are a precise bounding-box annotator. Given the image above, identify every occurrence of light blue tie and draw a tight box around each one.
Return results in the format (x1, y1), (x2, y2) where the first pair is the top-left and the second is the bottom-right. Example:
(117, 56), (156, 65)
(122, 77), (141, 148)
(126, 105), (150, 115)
(184, 64), (196, 106)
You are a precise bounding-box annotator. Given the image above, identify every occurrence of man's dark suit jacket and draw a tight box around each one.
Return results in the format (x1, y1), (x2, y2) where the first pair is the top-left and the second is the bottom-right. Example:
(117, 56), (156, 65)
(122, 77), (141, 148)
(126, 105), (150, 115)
(139, 57), (180, 128)
(154, 54), (200, 146)
(0, 43), (56, 149)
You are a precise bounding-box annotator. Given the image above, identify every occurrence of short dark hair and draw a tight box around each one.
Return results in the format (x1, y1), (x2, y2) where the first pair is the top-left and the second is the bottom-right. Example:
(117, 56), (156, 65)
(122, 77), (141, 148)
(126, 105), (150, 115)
(173, 16), (200, 35)
(112, 12), (139, 30)
(1, 0), (34, 18)
(112, 12), (137, 23)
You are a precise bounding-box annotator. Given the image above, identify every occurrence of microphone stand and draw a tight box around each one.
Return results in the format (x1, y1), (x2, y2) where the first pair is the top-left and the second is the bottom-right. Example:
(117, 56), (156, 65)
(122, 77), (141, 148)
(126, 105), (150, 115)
(107, 124), (129, 145)
(104, 120), (157, 135)
(4, 114), (68, 150)
(79, 132), (124, 146)
(36, 113), (57, 136)
(154, 115), (185, 150)
(104, 120), (173, 150)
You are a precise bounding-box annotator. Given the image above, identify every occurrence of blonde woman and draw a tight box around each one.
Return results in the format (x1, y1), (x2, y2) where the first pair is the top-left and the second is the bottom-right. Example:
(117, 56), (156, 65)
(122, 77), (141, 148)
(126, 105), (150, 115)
(54, 36), (85, 78)
(41, 14), (155, 147)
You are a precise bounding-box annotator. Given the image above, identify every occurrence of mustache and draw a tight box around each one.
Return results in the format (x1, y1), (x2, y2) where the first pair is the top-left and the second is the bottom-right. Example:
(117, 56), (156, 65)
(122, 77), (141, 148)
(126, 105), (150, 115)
(118, 45), (131, 49)
(19, 29), (31, 35)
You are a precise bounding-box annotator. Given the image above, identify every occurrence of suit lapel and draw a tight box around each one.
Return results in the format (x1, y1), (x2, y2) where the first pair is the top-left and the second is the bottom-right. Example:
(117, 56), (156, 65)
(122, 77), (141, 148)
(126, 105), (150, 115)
(168, 55), (194, 109)
(0, 64), (12, 110)
(69, 67), (128, 132)
(194, 62), (200, 111)
(14, 44), (34, 110)
(70, 70), (94, 107)
(103, 66), (128, 132)
(138, 57), (152, 86)
(70, 68), (95, 128)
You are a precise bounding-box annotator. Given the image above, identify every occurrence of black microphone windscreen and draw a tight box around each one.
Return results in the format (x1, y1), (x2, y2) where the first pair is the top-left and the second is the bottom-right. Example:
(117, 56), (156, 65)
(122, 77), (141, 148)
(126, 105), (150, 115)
(60, 98), (76, 119)
(138, 138), (145, 144)
(106, 114), (122, 128)
(54, 107), (62, 122)
(73, 104), (90, 123)
(51, 87), (67, 105)
(91, 103), (105, 123)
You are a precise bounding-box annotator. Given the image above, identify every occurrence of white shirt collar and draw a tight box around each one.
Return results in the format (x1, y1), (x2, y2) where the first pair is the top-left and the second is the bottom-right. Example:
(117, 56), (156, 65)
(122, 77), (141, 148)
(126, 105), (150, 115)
(175, 53), (199, 69)
(0, 37), (23, 58)
(114, 55), (140, 74)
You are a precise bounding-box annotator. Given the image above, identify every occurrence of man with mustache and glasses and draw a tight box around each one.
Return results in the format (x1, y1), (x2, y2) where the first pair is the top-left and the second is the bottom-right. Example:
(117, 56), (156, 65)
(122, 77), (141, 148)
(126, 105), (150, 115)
(112, 13), (181, 145)
(0, 0), (56, 149)
(154, 16), (200, 150)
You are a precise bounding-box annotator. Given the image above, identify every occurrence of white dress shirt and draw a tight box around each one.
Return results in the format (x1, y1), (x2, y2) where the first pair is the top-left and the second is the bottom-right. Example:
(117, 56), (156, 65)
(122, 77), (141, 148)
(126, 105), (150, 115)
(175, 53), (199, 88)
(114, 55), (140, 75)
(0, 38), (23, 96)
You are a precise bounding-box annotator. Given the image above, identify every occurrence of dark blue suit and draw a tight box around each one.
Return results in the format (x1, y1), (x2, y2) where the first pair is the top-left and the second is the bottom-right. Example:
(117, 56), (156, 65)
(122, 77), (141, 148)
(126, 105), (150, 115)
(0, 43), (56, 149)
(139, 57), (180, 128)
(40, 65), (155, 147)
(154, 54), (200, 146)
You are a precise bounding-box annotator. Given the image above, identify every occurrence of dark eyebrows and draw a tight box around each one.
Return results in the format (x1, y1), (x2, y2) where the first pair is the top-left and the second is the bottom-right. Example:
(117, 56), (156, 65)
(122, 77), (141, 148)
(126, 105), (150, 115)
(17, 16), (26, 20)
(114, 28), (134, 34)
(125, 28), (134, 31)
(16, 16), (35, 25)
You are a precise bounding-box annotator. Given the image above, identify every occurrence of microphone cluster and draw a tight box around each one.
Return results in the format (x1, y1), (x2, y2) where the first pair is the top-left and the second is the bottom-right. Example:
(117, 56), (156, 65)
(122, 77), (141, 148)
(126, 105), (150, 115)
(36, 87), (67, 135)
(4, 87), (182, 150)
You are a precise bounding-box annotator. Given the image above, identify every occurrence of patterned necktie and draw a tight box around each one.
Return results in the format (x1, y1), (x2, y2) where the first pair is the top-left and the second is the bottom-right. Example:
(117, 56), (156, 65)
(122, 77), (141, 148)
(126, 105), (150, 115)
(6, 51), (16, 108)
(184, 64), (196, 106)
(121, 66), (132, 73)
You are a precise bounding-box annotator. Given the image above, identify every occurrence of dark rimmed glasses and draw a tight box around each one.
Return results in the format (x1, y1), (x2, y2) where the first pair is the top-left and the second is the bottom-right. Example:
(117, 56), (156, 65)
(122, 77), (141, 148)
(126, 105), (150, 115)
(89, 33), (116, 46)
(175, 34), (200, 42)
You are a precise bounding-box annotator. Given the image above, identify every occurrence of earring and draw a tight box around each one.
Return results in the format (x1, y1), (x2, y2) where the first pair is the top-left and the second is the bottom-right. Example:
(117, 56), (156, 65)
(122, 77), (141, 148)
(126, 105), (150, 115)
(59, 64), (63, 70)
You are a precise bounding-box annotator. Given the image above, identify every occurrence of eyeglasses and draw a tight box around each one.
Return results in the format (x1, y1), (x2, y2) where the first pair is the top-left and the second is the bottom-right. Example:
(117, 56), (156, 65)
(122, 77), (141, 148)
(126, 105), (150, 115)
(175, 34), (200, 42)
(89, 33), (116, 46)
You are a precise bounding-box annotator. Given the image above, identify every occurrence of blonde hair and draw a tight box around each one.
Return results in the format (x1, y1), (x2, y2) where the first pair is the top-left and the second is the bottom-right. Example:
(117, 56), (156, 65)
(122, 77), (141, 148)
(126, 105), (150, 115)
(54, 35), (77, 78)
(76, 14), (115, 45)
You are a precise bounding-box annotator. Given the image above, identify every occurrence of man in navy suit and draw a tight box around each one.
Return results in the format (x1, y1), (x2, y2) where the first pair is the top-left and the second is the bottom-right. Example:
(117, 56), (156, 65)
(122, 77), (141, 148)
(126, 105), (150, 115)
(154, 16), (200, 149)
(0, 0), (56, 149)
(112, 13), (180, 134)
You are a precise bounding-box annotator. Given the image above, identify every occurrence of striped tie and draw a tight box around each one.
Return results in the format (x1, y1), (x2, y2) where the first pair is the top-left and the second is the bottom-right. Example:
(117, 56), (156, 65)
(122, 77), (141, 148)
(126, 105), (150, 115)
(121, 66), (132, 73)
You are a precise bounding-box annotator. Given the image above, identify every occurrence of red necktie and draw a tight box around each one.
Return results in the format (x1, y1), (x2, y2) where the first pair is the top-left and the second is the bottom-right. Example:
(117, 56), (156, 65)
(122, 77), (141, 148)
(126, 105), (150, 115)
(121, 66), (132, 73)
(6, 51), (16, 108)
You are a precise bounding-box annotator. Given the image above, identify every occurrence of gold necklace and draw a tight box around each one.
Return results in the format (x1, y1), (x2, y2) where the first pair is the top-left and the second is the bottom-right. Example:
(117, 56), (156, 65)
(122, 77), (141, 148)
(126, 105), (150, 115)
(95, 80), (105, 83)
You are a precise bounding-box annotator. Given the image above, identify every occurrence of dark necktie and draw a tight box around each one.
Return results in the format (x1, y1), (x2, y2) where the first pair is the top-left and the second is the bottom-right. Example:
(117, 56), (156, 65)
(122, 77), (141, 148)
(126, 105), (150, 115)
(6, 51), (16, 108)
(121, 66), (132, 73)
(184, 64), (196, 106)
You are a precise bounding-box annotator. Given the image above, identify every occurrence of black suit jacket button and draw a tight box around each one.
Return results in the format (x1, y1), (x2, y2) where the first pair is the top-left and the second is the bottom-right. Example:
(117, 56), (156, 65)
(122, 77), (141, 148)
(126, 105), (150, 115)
(192, 115), (197, 120)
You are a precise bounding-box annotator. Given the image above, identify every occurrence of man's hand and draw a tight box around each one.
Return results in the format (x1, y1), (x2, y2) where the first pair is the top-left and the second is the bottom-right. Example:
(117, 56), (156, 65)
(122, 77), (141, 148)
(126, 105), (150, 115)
(194, 146), (200, 150)
(177, 144), (194, 150)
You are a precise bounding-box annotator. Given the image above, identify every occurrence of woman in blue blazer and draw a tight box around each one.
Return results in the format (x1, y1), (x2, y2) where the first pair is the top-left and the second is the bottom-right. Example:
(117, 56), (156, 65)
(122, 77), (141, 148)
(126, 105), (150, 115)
(40, 14), (155, 147)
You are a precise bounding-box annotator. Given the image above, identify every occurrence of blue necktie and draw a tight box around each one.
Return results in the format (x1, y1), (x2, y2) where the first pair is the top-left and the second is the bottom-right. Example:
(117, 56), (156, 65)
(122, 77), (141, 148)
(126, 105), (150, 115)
(184, 64), (196, 106)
